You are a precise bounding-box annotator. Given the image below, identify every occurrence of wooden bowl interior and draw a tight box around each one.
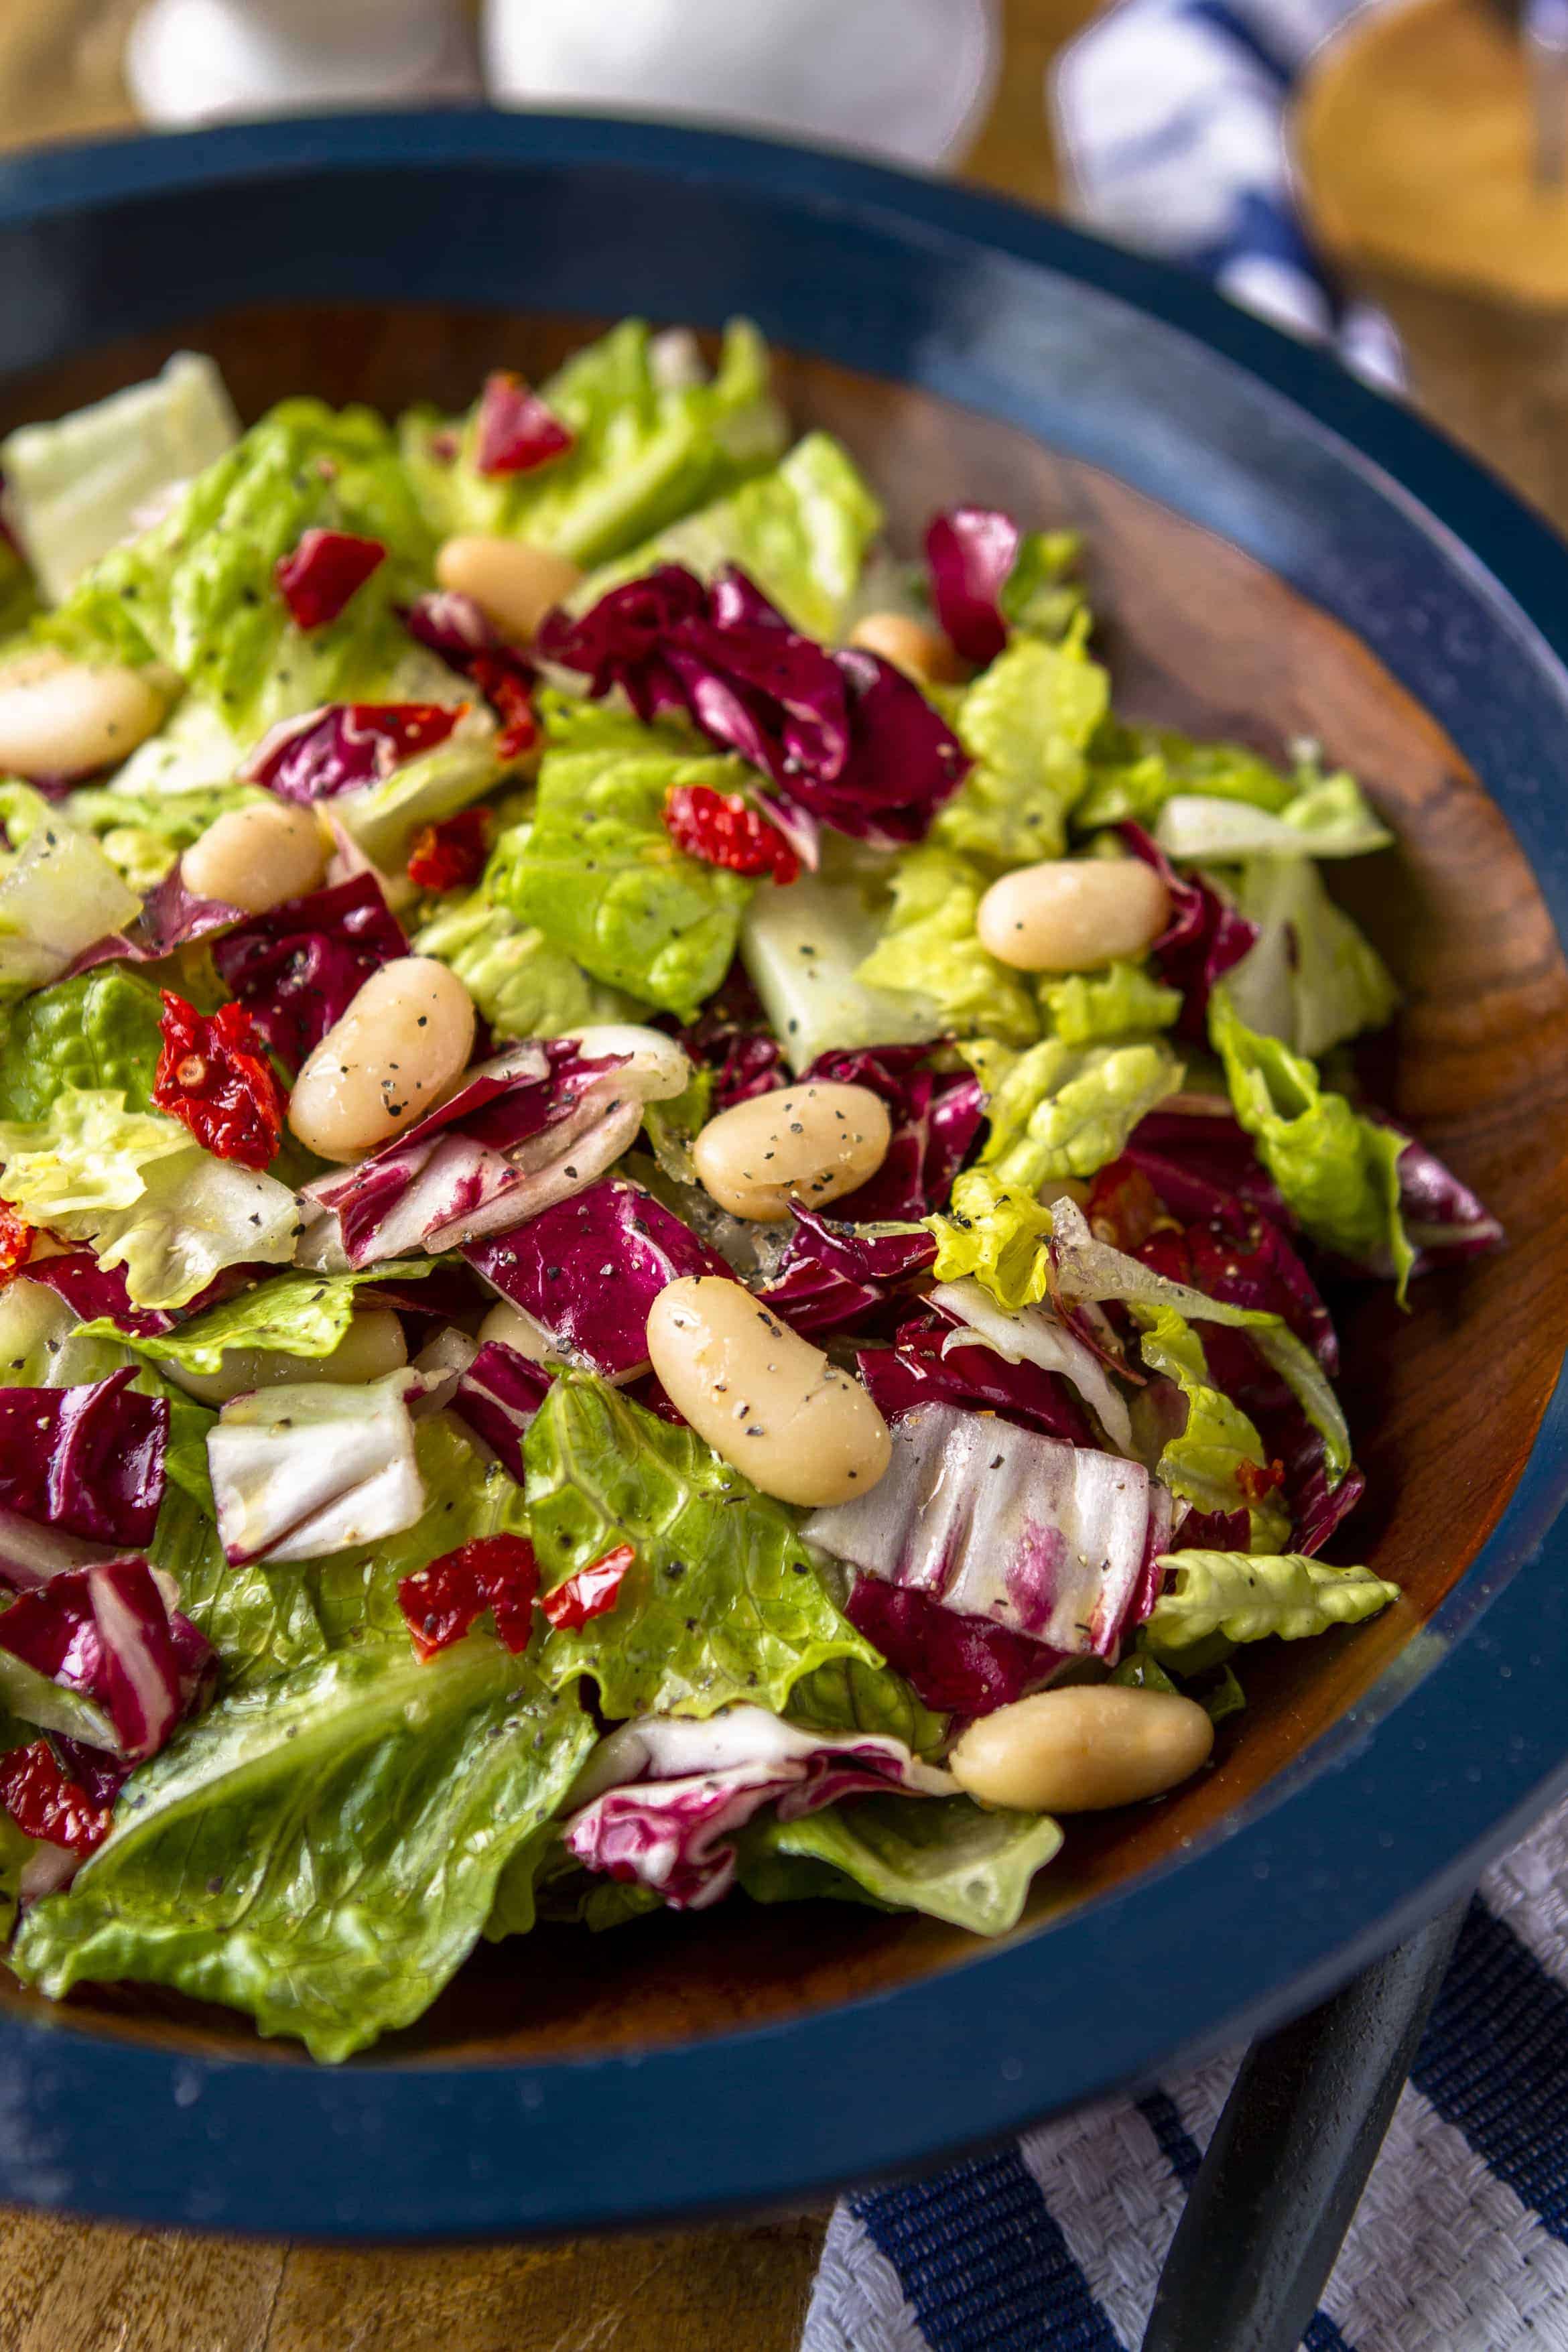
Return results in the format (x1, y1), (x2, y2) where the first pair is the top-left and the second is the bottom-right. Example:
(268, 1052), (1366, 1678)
(0, 305), (1561, 2066)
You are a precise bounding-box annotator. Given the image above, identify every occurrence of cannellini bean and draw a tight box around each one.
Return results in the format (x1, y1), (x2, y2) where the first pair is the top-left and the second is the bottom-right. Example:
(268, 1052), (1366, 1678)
(477, 1299), (555, 1363)
(691, 1082), (892, 1222)
(435, 534), (584, 644)
(646, 1275), (891, 1507)
(0, 647), (166, 779)
(168, 1309), (408, 1407)
(847, 611), (966, 685)
(976, 858), (1171, 972)
(949, 1685), (1214, 1813)
(287, 956), (476, 1163)
(181, 800), (326, 913)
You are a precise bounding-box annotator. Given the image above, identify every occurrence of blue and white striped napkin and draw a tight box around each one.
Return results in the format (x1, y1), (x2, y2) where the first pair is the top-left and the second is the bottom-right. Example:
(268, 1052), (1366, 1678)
(804, 1800), (1568, 2349)
(802, 3), (1568, 2341)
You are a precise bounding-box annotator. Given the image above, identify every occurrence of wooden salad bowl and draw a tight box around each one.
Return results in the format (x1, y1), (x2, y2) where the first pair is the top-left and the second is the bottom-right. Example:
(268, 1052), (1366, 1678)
(0, 116), (1561, 2239)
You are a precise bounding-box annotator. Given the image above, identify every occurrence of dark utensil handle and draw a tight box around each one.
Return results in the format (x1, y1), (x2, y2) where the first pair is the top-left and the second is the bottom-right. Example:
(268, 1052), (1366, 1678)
(1140, 1895), (1471, 2352)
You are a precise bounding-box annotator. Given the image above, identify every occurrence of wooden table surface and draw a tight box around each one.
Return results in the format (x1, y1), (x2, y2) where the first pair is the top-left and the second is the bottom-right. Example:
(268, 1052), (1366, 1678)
(0, 3), (1559, 2345)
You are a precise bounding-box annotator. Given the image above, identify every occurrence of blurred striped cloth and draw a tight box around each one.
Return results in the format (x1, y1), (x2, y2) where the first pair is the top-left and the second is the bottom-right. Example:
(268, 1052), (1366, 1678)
(1049, 0), (1407, 388)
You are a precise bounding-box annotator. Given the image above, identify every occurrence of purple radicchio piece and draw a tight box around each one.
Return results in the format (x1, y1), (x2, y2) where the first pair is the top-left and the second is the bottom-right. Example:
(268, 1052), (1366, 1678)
(856, 1313), (1094, 1449)
(450, 1340), (554, 1483)
(462, 1177), (729, 1381)
(239, 701), (465, 803)
(755, 1203), (935, 1340)
(844, 1574), (1071, 1718)
(1369, 1114), (1504, 1275)
(0, 1556), (214, 1762)
(211, 871), (407, 1070)
(1124, 1098), (1291, 1232)
(1119, 822), (1257, 1038)
(923, 506), (1022, 667)
(65, 862), (247, 978)
(1194, 1322), (1366, 1557)
(535, 563), (970, 852)
(805, 1400), (1167, 1660)
(0, 1371), (166, 1557)
(562, 1704), (955, 1911)
(297, 1038), (652, 1266)
(802, 1044), (984, 1221)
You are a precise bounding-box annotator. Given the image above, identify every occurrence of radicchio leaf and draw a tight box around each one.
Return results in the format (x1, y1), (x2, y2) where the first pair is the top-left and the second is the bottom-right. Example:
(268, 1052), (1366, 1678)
(274, 529), (386, 630)
(473, 371), (574, 477)
(0, 1556), (213, 1761)
(755, 1203), (935, 1340)
(537, 563), (968, 851)
(923, 506), (1021, 667)
(402, 590), (537, 757)
(844, 1574), (1069, 1717)
(462, 1177), (728, 1380)
(0, 1371), (166, 1553)
(1124, 1099), (1291, 1231)
(803, 1044), (984, 1221)
(1372, 1114), (1504, 1274)
(66, 863), (247, 977)
(1195, 1321), (1364, 1557)
(805, 1401), (1163, 1659)
(450, 1340), (554, 1483)
(206, 1369), (432, 1567)
(241, 702), (464, 803)
(562, 1704), (954, 1910)
(1120, 823), (1257, 1037)
(856, 1314), (1094, 1448)
(211, 871), (407, 1069)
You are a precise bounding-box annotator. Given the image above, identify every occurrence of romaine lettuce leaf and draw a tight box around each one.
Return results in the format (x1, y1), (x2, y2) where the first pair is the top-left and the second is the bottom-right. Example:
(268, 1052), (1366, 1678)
(0, 965), (166, 1121)
(739, 1792), (1061, 1933)
(0, 1091), (298, 1309)
(1155, 769), (1392, 864)
(1208, 990), (1414, 1295)
(1074, 723), (1296, 833)
(924, 1166), (1054, 1310)
(525, 1369), (876, 1719)
(401, 318), (787, 568)
(46, 398), (444, 745)
(1223, 856), (1398, 1060)
(740, 866), (941, 1073)
(0, 1277), (132, 1390)
(583, 430), (881, 643)
(855, 846), (1039, 1046)
(1039, 959), (1182, 1045)
(497, 699), (756, 1019)
(933, 629), (1108, 867)
(0, 822), (143, 992)
(1145, 1548), (1398, 1651)
(11, 1635), (594, 2061)
(981, 1033), (1185, 1189)
(786, 1654), (948, 1760)
(412, 826), (635, 1040)
(1134, 1305), (1290, 1550)
(76, 1262), (427, 1379)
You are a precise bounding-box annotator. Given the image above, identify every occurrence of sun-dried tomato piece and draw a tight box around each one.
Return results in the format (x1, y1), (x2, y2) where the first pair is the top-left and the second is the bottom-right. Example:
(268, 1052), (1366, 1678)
(0, 1203), (33, 1283)
(0, 1739), (115, 1854)
(153, 992), (286, 1171)
(1236, 1457), (1287, 1503)
(663, 784), (800, 885)
(473, 372), (574, 477)
(398, 1532), (541, 1662)
(540, 1543), (635, 1632)
(275, 527), (388, 631)
(406, 808), (491, 894)
(1088, 1159), (1177, 1256)
(469, 651), (539, 759)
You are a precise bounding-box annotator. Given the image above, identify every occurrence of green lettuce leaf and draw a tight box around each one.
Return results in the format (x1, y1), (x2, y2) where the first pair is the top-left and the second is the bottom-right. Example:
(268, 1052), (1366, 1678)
(76, 1262), (429, 1378)
(61, 777), (269, 892)
(934, 629), (1108, 867)
(787, 1655), (948, 1759)
(0, 1276), (132, 1388)
(1223, 856), (1398, 1060)
(0, 1091), (298, 1309)
(0, 965), (166, 1121)
(11, 1636), (594, 2061)
(401, 318), (787, 569)
(0, 1805), (40, 1941)
(739, 1794), (1061, 1934)
(739, 866), (942, 1072)
(1133, 1306), (1290, 1550)
(1208, 989), (1413, 1296)
(856, 846), (1039, 1046)
(923, 1166), (1054, 1310)
(0, 1630), (117, 1747)
(1039, 959), (1182, 1045)
(584, 430), (881, 642)
(413, 820), (635, 1039)
(980, 1033), (1185, 1190)
(525, 1370), (876, 1719)
(998, 529), (1086, 641)
(1155, 769), (1392, 864)
(47, 397), (444, 745)
(498, 698), (756, 1019)
(1074, 723), (1297, 832)
(0, 821), (144, 992)
(1146, 1549), (1399, 1652)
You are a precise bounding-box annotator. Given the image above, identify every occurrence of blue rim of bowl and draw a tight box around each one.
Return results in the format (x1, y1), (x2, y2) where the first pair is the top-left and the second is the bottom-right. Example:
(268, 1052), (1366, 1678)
(0, 112), (1563, 2237)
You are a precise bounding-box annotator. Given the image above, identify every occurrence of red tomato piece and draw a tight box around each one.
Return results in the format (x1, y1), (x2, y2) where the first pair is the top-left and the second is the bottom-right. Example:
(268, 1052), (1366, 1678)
(153, 992), (286, 1171)
(473, 372), (575, 477)
(662, 784), (801, 885)
(540, 1543), (635, 1632)
(1086, 1159), (1175, 1256)
(469, 652), (539, 759)
(1236, 1457), (1287, 1502)
(0, 1203), (33, 1283)
(275, 527), (388, 630)
(398, 1532), (541, 1662)
(406, 808), (491, 894)
(0, 1740), (114, 1854)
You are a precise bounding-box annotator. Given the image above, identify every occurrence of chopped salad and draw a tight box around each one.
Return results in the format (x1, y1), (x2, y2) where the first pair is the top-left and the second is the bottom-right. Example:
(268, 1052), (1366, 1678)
(0, 325), (1500, 2059)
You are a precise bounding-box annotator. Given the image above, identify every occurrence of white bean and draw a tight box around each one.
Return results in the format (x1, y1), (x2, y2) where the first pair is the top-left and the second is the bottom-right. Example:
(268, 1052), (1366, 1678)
(168, 1308), (408, 1407)
(181, 800), (326, 913)
(692, 1082), (891, 1222)
(287, 956), (476, 1163)
(0, 648), (166, 779)
(477, 1299), (555, 1363)
(435, 534), (583, 644)
(646, 1275), (891, 1507)
(976, 858), (1171, 972)
(847, 610), (965, 685)
(949, 1685), (1214, 1813)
